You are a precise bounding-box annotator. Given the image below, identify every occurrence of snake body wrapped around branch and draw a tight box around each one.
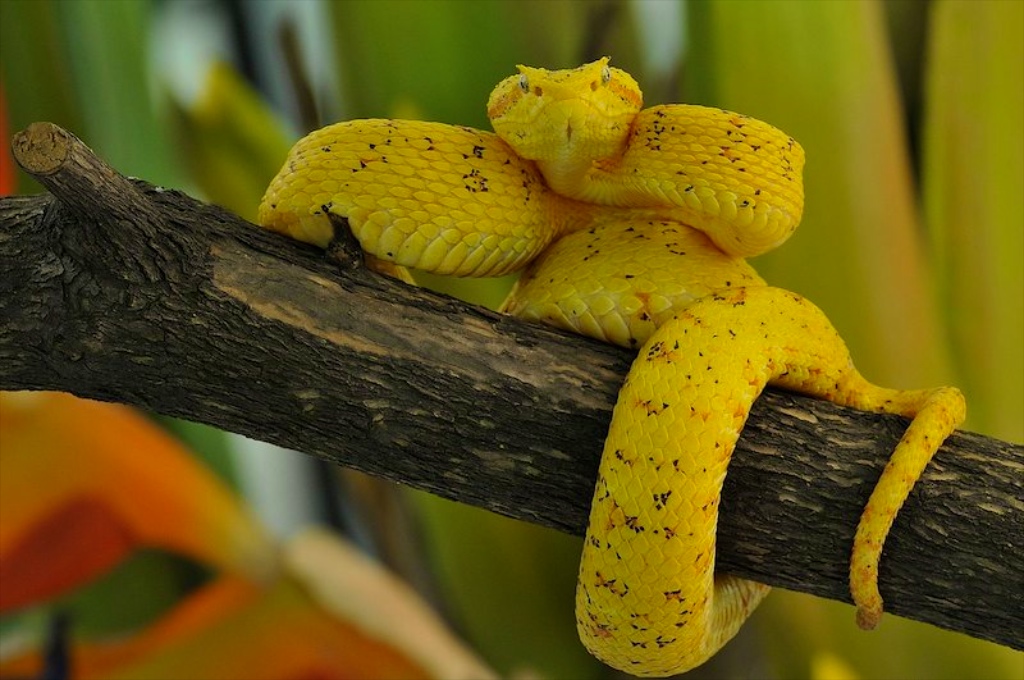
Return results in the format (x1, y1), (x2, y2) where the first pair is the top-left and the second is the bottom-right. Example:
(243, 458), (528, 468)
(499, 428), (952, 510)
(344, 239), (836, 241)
(259, 58), (965, 676)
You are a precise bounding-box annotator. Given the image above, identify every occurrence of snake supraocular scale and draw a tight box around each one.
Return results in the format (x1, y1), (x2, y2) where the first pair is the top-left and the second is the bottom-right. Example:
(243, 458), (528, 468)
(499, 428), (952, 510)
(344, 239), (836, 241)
(259, 58), (966, 676)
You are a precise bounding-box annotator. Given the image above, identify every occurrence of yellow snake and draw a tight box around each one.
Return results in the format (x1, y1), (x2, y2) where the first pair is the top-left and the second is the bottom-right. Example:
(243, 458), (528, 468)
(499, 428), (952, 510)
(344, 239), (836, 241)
(258, 58), (966, 676)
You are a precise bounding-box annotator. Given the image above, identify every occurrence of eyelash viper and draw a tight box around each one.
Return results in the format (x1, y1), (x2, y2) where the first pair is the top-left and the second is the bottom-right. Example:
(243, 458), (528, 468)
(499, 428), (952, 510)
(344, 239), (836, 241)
(258, 57), (966, 677)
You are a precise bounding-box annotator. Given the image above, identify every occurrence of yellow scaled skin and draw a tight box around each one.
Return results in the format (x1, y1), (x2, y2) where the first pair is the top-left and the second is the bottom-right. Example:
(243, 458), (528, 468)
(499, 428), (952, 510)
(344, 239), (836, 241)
(259, 58), (966, 676)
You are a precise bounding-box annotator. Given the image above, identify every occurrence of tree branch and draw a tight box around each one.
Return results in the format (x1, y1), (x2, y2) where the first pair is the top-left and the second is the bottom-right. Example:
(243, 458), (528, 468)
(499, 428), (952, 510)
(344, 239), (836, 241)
(2, 123), (1021, 651)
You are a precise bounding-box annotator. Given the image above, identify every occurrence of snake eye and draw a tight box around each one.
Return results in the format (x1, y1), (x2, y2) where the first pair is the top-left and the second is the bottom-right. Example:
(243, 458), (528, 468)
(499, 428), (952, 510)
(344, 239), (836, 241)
(518, 74), (529, 93)
(601, 65), (612, 84)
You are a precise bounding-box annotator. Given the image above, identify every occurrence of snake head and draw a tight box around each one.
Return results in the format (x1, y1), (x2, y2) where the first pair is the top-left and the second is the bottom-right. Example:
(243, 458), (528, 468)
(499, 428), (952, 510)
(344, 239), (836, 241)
(487, 57), (643, 165)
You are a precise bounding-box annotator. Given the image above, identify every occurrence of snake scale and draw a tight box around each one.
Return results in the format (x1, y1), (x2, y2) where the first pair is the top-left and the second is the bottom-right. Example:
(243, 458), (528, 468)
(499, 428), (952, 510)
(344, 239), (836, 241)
(259, 58), (966, 676)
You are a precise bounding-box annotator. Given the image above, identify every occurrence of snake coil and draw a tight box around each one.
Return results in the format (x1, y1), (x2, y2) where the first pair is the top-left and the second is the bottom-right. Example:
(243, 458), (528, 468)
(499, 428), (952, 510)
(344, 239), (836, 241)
(260, 58), (965, 676)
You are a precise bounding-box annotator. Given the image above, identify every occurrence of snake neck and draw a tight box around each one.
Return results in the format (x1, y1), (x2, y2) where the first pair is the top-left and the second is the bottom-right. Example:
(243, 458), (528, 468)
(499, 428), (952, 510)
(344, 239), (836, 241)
(525, 152), (605, 239)
(537, 154), (600, 198)
(538, 154), (645, 209)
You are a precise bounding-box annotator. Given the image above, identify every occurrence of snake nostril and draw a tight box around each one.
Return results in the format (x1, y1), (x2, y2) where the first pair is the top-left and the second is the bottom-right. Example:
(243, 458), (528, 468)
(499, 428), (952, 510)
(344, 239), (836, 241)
(534, 86), (543, 97)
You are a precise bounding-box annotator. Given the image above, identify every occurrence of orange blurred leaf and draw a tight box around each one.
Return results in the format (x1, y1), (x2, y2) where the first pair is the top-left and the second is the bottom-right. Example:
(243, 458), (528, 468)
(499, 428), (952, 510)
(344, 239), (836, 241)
(1, 530), (496, 680)
(1, 496), (135, 613)
(0, 392), (275, 613)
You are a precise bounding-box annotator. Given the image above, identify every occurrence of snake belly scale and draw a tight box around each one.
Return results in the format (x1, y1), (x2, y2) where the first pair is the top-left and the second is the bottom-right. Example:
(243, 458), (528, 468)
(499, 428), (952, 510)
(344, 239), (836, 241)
(259, 58), (966, 676)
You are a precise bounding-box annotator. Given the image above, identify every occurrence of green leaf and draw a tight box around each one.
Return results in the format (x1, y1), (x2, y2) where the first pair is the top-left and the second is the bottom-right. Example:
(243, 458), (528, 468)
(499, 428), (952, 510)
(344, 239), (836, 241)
(921, 0), (1024, 441)
(170, 62), (294, 222)
(0, 0), (83, 193)
(329, 0), (584, 126)
(55, 0), (179, 187)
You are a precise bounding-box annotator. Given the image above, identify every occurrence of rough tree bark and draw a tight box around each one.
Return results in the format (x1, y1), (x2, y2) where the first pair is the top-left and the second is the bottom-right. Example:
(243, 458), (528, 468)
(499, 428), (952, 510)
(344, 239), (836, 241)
(2, 123), (1021, 651)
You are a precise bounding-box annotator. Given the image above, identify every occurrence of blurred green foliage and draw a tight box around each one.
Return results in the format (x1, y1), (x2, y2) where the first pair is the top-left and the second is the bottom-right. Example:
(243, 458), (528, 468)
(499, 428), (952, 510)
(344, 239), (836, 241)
(2, 0), (1020, 678)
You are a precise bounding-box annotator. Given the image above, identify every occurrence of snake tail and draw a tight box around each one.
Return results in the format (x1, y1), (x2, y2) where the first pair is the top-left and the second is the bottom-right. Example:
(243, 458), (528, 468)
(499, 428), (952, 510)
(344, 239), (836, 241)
(842, 384), (966, 629)
(576, 286), (964, 676)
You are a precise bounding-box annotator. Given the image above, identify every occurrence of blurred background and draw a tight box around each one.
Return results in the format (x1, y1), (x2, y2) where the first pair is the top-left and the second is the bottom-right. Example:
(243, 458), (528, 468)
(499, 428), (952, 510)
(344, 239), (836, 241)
(1, 0), (1021, 678)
